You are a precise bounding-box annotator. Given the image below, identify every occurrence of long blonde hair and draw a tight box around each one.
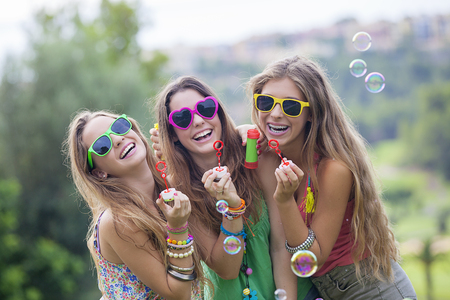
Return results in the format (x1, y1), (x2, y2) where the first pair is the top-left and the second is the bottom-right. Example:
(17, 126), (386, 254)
(153, 76), (262, 258)
(247, 55), (399, 281)
(62, 109), (206, 290)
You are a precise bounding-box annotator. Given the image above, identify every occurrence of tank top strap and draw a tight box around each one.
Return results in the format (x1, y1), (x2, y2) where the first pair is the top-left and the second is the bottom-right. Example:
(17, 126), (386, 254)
(93, 211), (106, 253)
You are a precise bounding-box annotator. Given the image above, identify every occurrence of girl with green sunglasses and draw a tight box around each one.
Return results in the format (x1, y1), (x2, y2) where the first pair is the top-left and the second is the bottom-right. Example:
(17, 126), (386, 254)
(64, 110), (209, 299)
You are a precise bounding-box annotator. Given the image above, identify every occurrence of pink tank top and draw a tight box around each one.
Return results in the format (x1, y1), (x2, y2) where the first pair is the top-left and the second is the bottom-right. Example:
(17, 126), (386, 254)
(298, 163), (358, 277)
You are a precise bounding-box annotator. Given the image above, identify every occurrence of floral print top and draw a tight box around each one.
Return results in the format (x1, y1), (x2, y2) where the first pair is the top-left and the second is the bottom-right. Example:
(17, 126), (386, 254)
(94, 212), (202, 300)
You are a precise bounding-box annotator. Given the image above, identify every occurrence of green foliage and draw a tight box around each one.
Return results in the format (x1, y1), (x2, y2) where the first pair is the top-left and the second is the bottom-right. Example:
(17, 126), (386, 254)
(0, 0), (168, 298)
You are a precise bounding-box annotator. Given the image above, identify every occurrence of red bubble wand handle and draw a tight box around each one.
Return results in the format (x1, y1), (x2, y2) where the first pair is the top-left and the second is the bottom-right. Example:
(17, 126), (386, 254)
(156, 161), (170, 191)
(214, 140), (224, 171)
(268, 139), (289, 167)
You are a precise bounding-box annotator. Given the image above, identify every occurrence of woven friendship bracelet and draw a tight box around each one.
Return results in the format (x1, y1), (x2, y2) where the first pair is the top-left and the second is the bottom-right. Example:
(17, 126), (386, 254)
(167, 222), (189, 234)
(285, 228), (315, 254)
(220, 223), (247, 239)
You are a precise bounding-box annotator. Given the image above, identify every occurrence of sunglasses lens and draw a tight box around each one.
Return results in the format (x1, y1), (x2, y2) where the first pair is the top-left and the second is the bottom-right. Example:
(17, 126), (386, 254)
(256, 95), (275, 112)
(111, 117), (131, 134)
(92, 136), (112, 155)
(197, 98), (217, 118)
(172, 109), (192, 129)
(283, 100), (302, 116)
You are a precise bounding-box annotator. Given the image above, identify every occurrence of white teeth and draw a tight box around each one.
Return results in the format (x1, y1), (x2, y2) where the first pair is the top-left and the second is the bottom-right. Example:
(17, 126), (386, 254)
(193, 129), (212, 139)
(121, 143), (135, 159)
(268, 124), (288, 132)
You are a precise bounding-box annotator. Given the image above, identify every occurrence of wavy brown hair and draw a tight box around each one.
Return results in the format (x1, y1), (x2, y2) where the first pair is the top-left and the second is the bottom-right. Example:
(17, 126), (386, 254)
(62, 109), (207, 292)
(247, 55), (399, 281)
(152, 76), (263, 259)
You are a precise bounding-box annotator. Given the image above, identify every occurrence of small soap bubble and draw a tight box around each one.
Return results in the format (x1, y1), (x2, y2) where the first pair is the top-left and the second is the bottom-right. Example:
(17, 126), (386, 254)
(274, 288), (287, 300)
(349, 59), (367, 78)
(352, 32), (372, 51)
(216, 200), (229, 214)
(223, 236), (241, 255)
(365, 72), (385, 93)
(291, 250), (318, 277)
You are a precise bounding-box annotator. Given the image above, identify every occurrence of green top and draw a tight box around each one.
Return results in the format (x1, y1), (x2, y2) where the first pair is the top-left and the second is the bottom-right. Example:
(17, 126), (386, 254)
(202, 199), (313, 299)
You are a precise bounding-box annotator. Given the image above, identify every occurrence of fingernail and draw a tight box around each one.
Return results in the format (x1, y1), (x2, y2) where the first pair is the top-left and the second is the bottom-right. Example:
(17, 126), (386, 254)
(242, 141), (245, 146)
(257, 140), (261, 144)
(256, 145), (261, 149)
(257, 150), (261, 155)
(174, 192), (178, 196)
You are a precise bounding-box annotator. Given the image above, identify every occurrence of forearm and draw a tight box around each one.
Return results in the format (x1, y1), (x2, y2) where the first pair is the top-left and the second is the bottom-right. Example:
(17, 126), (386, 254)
(271, 243), (298, 299)
(207, 215), (244, 279)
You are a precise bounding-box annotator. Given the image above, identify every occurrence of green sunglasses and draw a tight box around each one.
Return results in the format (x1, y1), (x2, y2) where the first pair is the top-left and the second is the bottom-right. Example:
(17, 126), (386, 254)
(87, 114), (132, 169)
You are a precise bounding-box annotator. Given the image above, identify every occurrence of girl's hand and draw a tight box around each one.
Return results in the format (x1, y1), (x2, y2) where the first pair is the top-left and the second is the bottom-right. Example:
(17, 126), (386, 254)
(149, 128), (163, 160)
(273, 163), (304, 204)
(201, 170), (241, 208)
(236, 124), (266, 155)
(156, 191), (191, 229)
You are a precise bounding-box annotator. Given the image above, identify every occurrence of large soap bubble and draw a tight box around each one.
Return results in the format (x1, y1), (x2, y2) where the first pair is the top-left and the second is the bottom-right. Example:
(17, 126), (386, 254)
(223, 236), (241, 255)
(291, 250), (318, 277)
(274, 289), (287, 300)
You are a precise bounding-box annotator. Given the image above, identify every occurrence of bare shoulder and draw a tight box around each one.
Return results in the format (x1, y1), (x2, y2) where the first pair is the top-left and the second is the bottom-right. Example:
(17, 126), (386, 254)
(318, 158), (353, 181)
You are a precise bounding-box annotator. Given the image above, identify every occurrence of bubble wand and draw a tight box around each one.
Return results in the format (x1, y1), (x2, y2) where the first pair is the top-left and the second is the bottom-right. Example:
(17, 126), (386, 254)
(268, 139), (292, 169)
(212, 140), (228, 181)
(156, 161), (176, 202)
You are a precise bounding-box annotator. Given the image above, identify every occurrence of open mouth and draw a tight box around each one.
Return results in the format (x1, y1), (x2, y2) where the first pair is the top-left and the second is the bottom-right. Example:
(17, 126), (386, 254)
(268, 124), (289, 134)
(120, 143), (135, 159)
(193, 129), (212, 141)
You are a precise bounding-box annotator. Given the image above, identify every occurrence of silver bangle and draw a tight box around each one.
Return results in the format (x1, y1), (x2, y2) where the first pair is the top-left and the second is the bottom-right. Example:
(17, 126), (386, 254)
(168, 262), (195, 272)
(167, 266), (197, 281)
(285, 228), (315, 254)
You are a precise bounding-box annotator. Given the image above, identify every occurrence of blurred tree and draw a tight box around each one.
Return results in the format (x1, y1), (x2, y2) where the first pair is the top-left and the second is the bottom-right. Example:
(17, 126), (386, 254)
(405, 83), (450, 179)
(0, 0), (168, 298)
(0, 179), (84, 300)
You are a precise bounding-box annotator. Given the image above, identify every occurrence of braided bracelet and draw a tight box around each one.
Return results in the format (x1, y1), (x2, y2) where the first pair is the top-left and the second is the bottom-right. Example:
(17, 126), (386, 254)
(167, 245), (194, 258)
(285, 228), (316, 254)
(168, 262), (195, 272)
(220, 223), (247, 239)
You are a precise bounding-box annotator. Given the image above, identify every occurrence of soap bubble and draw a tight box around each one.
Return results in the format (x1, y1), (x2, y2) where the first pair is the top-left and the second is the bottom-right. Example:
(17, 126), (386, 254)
(274, 289), (287, 300)
(352, 32), (372, 51)
(216, 200), (229, 214)
(349, 59), (367, 78)
(223, 236), (241, 255)
(291, 250), (318, 277)
(365, 72), (385, 93)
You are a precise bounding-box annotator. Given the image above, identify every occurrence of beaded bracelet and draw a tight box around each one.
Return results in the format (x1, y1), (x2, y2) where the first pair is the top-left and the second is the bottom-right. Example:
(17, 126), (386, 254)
(220, 223), (247, 239)
(167, 265), (197, 281)
(285, 228), (315, 254)
(167, 222), (189, 234)
(168, 262), (195, 272)
(167, 239), (194, 250)
(167, 245), (194, 258)
(167, 234), (193, 246)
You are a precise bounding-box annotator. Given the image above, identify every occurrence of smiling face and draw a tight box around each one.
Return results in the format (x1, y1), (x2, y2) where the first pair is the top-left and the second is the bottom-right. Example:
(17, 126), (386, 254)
(258, 77), (310, 150)
(169, 89), (222, 161)
(82, 116), (147, 177)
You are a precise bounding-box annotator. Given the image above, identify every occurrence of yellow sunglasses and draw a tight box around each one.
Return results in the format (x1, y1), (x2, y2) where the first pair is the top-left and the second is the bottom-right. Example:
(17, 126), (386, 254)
(254, 94), (309, 117)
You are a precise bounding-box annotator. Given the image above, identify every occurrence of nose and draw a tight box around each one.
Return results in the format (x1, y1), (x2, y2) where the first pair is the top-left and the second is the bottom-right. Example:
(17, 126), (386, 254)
(270, 103), (284, 118)
(110, 134), (125, 147)
(192, 112), (205, 127)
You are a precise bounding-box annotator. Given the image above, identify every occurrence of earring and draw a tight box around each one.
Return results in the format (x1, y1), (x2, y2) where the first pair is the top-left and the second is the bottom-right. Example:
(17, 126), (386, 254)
(102, 174), (107, 179)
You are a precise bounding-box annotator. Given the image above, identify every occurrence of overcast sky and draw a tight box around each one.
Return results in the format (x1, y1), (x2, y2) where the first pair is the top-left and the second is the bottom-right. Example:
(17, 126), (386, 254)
(1, 0), (450, 62)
